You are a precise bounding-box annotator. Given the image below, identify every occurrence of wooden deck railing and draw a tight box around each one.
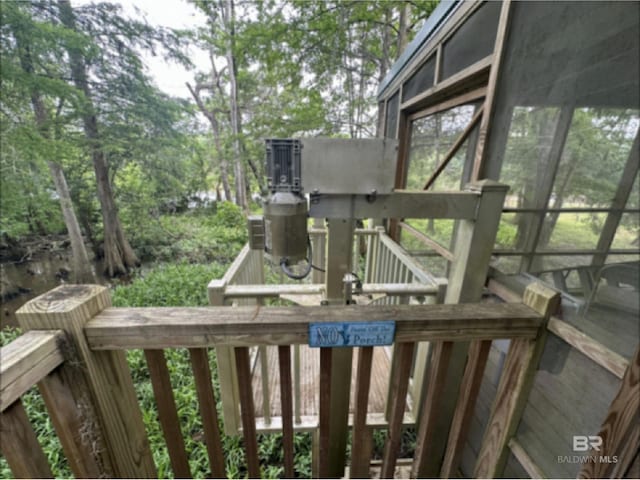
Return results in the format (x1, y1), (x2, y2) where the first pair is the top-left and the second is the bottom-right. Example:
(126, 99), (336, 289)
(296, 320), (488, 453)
(2, 281), (564, 478)
(207, 230), (447, 436)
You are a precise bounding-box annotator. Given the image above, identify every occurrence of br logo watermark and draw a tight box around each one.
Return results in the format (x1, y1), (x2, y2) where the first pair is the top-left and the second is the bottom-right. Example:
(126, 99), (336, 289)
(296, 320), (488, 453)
(573, 435), (602, 452)
(557, 435), (618, 465)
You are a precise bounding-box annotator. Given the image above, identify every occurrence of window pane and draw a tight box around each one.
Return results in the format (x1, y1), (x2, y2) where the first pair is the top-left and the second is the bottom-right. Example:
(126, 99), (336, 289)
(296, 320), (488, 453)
(494, 212), (536, 251)
(385, 91), (400, 139)
(441, 1), (501, 80)
(612, 213), (639, 250)
(407, 103), (480, 190)
(490, 256), (523, 275)
(499, 107), (561, 207)
(626, 171), (639, 210)
(549, 109), (640, 210)
(530, 254), (593, 274)
(540, 212), (606, 251)
(402, 55), (436, 102)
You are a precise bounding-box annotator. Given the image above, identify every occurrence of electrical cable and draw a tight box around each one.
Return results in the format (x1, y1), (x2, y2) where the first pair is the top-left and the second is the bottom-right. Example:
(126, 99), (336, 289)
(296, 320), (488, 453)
(280, 237), (313, 280)
(280, 235), (365, 285)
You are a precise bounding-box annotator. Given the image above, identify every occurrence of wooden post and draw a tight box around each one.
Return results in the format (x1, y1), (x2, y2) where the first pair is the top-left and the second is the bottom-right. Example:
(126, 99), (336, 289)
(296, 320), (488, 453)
(39, 368), (109, 478)
(578, 347), (639, 479)
(17, 285), (156, 478)
(0, 330), (107, 478)
(471, 0), (512, 181)
(209, 279), (241, 435)
(474, 282), (560, 478)
(413, 180), (508, 477)
(0, 398), (53, 478)
(323, 218), (355, 478)
(312, 218), (326, 284)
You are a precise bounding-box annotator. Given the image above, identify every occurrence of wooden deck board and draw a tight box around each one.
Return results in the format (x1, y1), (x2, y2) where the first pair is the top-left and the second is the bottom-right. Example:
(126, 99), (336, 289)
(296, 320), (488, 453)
(251, 345), (408, 421)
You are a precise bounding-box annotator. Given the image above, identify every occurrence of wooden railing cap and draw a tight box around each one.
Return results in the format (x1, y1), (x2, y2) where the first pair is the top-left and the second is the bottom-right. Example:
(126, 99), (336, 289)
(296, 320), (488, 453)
(523, 282), (561, 317)
(465, 179), (510, 193)
(16, 284), (109, 318)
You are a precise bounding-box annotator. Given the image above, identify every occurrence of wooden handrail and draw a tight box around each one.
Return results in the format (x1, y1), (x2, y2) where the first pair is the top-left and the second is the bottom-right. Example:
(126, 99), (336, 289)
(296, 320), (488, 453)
(0, 330), (65, 412)
(222, 282), (440, 299)
(84, 302), (543, 350)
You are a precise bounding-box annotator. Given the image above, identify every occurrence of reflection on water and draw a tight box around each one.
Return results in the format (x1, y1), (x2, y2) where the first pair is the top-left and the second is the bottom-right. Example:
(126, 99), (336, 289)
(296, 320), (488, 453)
(0, 252), (108, 329)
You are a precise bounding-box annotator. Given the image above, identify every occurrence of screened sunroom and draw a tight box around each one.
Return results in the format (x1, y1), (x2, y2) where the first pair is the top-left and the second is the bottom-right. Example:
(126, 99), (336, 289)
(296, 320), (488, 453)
(377, 1), (639, 477)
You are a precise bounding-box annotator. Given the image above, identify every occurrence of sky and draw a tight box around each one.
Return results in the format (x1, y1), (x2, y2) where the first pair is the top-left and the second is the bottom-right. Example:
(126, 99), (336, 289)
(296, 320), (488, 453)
(73, 0), (210, 98)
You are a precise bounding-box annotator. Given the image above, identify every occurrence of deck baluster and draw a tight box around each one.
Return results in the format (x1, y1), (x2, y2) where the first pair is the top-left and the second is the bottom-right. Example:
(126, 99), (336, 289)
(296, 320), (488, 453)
(235, 346), (261, 478)
(350, 346), (374, 478)
(278, 345), (295, 478)
(189, 348), (226, 478)
(145, 349), (191, 478)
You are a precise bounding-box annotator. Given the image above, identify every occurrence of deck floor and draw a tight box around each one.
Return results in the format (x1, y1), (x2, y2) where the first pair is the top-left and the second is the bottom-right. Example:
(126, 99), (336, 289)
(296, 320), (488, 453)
(250, 345), (409, 420)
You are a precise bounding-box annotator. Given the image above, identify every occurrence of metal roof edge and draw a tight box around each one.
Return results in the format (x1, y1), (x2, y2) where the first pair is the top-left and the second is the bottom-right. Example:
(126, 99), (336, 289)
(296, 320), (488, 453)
(377, 0), (461, 99)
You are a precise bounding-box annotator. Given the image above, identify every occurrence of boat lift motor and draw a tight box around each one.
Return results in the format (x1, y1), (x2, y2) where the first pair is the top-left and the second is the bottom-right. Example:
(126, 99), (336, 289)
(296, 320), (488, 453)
(251, 139), (310, 279)
(248, 137), (397, 280)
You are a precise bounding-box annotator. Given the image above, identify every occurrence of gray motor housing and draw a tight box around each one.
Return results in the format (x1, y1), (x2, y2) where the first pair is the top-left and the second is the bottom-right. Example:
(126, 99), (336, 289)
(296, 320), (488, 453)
(263, 191), (308, 264)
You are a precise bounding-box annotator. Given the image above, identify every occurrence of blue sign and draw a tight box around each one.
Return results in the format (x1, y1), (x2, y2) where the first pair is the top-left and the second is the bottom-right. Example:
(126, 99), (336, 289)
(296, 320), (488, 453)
(309, 321), (396, 348)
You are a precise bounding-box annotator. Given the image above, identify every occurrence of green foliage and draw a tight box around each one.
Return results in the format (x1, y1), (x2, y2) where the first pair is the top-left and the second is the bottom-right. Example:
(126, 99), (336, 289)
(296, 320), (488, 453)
(119, 206), (247, 264)
(112, 263), (225, 307)
(112, 263), (312, 478)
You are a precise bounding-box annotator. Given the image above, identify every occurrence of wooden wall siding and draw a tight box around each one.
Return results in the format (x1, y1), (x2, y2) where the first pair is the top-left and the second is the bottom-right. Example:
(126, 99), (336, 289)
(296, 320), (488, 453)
(474, 275), (636, 478)
(474, 283), (559, 478)
(579, 347), (639, 479)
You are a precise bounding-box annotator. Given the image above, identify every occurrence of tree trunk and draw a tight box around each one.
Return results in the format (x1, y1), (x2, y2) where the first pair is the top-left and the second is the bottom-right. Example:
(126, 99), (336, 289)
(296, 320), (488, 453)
(47, 162), (94, 282)
(376, 6), (392, 138)
(397, 2), (411, 58)
(216, 138), (233, 202)
(224, 0), (247, 210)
(14, 20), (94, 282)
(245, 155), (266, 195)
(186, 80), (232, 202)
(58, 0), (138, 276)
